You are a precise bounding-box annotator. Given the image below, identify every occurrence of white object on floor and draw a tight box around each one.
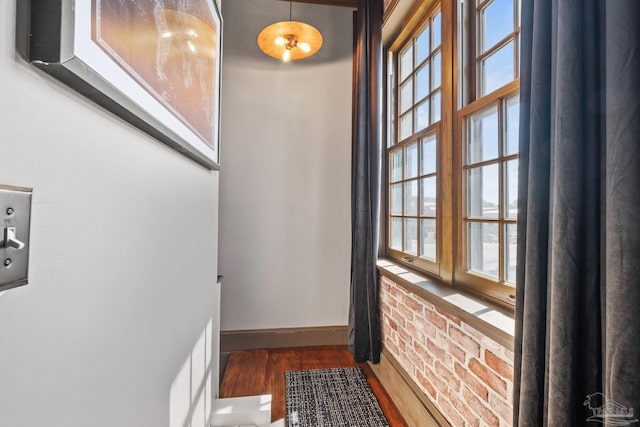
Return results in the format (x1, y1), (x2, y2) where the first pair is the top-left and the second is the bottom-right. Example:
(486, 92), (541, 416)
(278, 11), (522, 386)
(210, 394), (272, 427)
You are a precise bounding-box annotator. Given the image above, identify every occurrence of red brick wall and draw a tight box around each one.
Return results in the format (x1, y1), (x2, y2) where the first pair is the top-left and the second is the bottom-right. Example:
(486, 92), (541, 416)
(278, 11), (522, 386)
(380, 276), (514, 427)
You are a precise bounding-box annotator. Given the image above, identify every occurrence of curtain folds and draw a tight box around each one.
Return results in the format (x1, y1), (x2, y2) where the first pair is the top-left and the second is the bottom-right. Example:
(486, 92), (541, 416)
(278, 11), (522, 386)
(348, 0), (383, 364)
(514, 0), (640, 425)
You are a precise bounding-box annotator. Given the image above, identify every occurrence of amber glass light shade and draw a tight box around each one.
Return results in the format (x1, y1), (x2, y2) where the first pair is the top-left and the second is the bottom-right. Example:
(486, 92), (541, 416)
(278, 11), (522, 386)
(257, 21), (323, 61)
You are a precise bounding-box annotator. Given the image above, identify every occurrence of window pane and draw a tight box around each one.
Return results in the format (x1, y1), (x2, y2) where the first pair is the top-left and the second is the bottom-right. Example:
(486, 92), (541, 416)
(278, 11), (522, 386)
(389, 65), (396, 148)
(481, 0), (514, 53)
(420, 177), (437, 216)
(468, 222), (499, 279)
(405, 142), (419, 178)
(391, 183), (403, 215)
(505, 95), (520, 155)
(416, 25), (430, 64)
(431, 91), (441, 123)
(391, 218), (403, 250)
(505, 223), (517, 283)
(432, 11), (441, 50)
(405, 218), (418, 255)
(421, 135), (437, 175)
(421, 219), (437, 260)
(415, 63), (430, 101)
(481, 40), (515, 96)
(389, 118), (396, 148)
(400, 45), (413, 81)
(517, 32), (521, 78)
(505, 159), (518, 218)
(405, 180), (418, 216)
(415, 100), (430, 132)
(432, 52), (441, 89)
(391, 150), (403, 182)
(400, 112), (413, 140)
(467, 105), (499, 164)
(400, 78), (413, 113)
(467, 164), (499, 218)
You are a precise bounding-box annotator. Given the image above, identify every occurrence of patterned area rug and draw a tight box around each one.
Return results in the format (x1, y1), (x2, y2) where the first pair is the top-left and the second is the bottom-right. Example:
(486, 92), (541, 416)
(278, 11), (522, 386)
(285, 367), (390, 427)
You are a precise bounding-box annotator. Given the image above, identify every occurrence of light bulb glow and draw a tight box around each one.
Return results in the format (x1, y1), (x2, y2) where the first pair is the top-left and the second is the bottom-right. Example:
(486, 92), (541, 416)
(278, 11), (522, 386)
(298, 42), (311, 53)
(258, 21), (323, 61)
(186, 41), (196, 53)
(160, 31), (173, 38)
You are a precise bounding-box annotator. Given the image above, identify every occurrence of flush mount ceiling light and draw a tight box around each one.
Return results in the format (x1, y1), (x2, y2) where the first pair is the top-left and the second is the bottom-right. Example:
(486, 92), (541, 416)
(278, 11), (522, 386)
(257, 1), (323, 62)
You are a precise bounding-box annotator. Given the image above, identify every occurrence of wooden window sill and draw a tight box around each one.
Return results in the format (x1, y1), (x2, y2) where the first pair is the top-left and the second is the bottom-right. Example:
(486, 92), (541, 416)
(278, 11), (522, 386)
(377, 259), (515, 351)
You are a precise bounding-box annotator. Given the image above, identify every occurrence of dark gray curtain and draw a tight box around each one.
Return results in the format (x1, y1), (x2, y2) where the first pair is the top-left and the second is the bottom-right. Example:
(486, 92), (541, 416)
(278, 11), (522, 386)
(514, 0), (640, 425)
(348, 0), (383, 364)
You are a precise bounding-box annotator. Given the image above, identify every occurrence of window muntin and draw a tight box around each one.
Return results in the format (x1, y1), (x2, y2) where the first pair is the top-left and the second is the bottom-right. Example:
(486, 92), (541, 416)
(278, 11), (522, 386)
(480, 0), (514, 52)
(385, 0), (521, 307)
(388, 7), (442, 273)
(456, 0), (520, 304)
(388, 132), (438, 264)
(475, 0), (521, 97)
(462, 95), (519, 286)
(396, 10), (442, 144)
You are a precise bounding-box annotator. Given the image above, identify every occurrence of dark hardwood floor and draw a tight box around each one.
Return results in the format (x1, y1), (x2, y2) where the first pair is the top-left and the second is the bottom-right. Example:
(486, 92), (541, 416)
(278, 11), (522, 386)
(220, 345), (408, 426)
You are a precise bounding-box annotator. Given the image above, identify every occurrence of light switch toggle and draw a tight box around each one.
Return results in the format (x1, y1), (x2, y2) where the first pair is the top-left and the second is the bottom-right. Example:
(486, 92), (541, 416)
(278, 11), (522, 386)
(3, 227), (25, 250)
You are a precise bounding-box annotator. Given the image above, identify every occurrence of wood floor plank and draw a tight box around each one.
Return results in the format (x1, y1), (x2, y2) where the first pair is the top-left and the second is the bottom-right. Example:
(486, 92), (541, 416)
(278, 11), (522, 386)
(268, 349), (301, 421)
(297, 345), (354, 370)
(219, 349), (269, 398)
(219, 346), (408, 426)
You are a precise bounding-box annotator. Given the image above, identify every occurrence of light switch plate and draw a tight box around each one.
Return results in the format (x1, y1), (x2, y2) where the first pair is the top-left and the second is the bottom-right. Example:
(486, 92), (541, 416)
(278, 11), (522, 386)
(0, 185), (33, 291)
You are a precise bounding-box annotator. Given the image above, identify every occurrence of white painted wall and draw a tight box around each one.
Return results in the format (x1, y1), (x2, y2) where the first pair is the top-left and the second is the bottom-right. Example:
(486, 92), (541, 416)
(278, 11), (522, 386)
(219, 0), (353, 331)
(0, 2), (220, 426)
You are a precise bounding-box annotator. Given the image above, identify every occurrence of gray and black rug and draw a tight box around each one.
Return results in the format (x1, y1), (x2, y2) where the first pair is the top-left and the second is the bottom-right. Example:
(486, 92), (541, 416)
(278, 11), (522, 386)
(285, 367), (390, 427)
